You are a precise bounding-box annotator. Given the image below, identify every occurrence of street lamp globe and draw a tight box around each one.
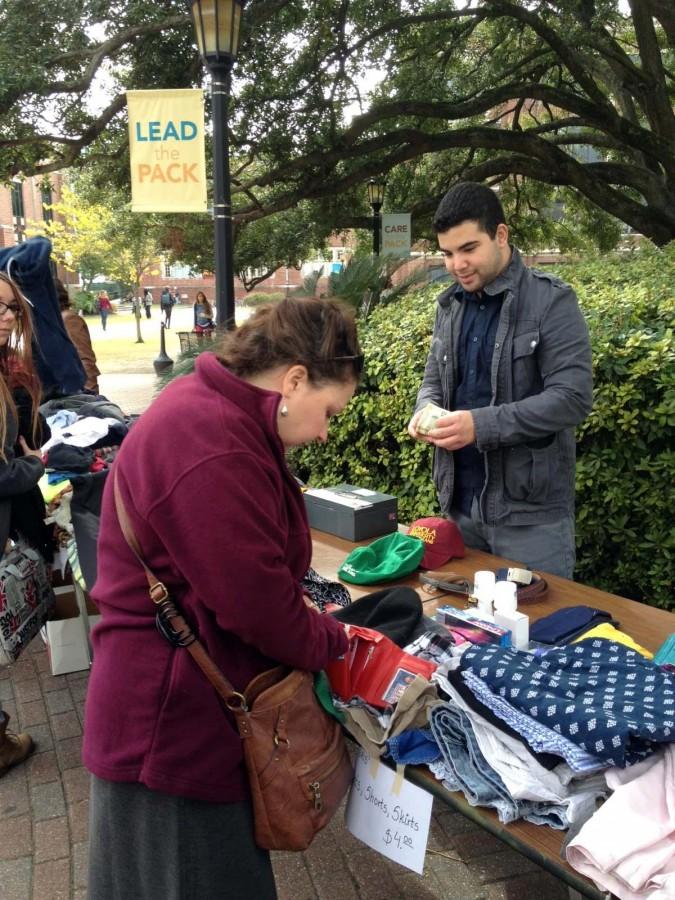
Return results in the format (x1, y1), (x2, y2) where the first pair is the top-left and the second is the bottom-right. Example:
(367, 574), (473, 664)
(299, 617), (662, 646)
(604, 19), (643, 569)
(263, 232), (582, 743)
(367, 177), (386, 211)
(189, 0), (243, 68)
(367, 177), (386, 256)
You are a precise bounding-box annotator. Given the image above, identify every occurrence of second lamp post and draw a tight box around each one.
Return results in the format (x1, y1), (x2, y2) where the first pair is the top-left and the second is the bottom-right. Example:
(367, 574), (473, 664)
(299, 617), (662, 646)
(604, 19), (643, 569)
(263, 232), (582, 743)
(367, 177), (386, 257)
(190, 0), (243, 330)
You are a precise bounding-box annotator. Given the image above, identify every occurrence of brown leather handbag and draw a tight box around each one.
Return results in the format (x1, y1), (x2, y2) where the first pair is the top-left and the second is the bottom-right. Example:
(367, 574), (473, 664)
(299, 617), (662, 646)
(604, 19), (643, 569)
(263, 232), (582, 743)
(113, 475), (353, 851)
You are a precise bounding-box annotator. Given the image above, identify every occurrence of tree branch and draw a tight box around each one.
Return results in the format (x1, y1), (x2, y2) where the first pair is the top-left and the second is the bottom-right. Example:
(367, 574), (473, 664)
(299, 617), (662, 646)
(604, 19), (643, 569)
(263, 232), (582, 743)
(628, 0), (675, 146)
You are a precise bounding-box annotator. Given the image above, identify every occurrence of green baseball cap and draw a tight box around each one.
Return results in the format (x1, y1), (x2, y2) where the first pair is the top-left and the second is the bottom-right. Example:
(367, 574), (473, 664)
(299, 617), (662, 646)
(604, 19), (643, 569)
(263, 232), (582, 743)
(338, 532), (425, 585)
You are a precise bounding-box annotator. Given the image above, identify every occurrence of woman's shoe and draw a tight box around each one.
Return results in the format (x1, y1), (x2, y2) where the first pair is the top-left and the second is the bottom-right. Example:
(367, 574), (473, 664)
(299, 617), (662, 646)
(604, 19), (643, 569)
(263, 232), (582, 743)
(0, 712), (34, 777)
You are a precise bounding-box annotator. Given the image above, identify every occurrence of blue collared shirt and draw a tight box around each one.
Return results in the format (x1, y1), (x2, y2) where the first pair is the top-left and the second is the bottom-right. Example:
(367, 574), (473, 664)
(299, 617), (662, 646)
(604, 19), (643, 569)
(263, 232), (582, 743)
(452, 288), (503, 514)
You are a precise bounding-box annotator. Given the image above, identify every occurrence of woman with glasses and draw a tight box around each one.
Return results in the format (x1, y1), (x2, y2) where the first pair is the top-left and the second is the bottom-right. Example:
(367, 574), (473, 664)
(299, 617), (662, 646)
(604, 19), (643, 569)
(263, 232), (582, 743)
(0, 273), (52, 777)
(84, 296), (364, 900)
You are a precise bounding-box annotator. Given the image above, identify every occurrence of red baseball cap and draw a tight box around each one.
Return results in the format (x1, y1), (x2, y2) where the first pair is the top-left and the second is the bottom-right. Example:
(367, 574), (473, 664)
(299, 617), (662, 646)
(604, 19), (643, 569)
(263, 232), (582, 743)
(407, 517), (465, 569)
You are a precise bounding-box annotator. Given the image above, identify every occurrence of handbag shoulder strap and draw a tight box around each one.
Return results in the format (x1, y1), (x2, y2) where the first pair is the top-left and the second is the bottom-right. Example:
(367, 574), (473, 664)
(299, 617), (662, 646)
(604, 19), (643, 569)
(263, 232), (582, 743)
(112, 471), (250, 718)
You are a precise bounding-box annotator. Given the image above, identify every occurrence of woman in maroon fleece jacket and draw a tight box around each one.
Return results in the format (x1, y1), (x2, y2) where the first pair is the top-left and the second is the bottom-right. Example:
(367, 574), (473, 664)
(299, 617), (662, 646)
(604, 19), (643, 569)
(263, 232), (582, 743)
(83, 297), (362, 900)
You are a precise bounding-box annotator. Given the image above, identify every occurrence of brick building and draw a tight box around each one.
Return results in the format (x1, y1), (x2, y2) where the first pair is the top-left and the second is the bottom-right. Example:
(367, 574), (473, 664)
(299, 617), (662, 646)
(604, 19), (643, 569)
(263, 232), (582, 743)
(0, 174), (65, 248)
(0, 173), (70, 282)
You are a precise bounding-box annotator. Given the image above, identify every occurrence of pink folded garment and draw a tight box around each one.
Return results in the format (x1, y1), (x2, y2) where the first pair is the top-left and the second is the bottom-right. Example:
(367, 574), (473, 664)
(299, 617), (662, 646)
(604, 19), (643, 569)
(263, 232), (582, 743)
(566, 744), (675, 900)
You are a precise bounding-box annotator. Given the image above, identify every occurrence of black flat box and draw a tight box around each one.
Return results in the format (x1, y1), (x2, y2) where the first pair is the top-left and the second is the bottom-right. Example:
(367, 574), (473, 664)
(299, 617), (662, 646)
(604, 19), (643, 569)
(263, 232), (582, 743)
(303, 484), (398, 541)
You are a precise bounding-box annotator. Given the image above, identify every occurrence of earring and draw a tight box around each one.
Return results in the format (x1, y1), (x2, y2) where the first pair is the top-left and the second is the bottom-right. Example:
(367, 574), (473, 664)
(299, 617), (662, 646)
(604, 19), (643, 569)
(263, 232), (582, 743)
(280, 404), (289, 417)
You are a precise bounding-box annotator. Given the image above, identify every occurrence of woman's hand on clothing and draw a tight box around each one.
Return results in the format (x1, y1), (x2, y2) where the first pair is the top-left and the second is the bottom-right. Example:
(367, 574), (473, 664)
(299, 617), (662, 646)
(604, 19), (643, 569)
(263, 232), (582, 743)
(18, 436), (42, 460)
(303, 593), (322, 612)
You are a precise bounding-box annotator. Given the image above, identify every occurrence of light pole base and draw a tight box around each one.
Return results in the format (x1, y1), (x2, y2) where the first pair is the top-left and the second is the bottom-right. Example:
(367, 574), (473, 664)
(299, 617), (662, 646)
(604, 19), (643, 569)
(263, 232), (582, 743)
(153, 323), (174, 375)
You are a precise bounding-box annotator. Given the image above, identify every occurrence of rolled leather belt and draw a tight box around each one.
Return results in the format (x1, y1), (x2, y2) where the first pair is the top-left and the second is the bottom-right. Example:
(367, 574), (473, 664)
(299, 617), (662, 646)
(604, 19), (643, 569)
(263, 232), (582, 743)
(515, 572), (548, 605)
(420, 570), (548, 605)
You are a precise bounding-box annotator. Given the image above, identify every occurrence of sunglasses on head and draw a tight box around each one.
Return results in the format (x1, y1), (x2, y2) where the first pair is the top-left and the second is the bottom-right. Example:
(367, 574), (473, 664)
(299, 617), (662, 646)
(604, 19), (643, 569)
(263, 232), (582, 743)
(329, 354), (365, 374)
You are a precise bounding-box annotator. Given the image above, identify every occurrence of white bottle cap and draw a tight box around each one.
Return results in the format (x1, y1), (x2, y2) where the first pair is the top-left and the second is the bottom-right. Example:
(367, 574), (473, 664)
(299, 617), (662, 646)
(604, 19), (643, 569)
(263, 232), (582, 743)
(493, 580), (517, 613)
(473, 570), (496, 603)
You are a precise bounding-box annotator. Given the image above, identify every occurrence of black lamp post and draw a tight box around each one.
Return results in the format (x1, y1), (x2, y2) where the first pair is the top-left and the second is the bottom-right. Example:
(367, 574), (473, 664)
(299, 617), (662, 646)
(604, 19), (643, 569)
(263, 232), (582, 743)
(153, 323), (174, 375)
(367, 177), (386, 256)
(189, 0), (243, 331)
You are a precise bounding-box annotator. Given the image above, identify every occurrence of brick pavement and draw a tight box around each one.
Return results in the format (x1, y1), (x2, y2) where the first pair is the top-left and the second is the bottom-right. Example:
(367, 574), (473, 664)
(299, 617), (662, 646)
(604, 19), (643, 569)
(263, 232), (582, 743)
(0, 638), (575, 900)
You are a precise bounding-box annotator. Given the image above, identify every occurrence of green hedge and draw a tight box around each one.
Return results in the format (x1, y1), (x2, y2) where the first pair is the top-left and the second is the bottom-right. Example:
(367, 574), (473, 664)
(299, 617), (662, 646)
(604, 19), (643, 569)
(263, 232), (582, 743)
(292, 244), (675, 610)
(241, 291), (286, 306)
(556, 247), (674, 610)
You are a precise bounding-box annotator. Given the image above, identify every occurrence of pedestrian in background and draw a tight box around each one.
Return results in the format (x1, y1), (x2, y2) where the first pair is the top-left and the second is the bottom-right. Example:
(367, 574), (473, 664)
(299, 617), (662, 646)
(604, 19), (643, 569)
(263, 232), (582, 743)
(160, 287), (175, 328)
(193, 290), (215, 338)
(143, 289), (153, 320)
(96, 290), (112, 331)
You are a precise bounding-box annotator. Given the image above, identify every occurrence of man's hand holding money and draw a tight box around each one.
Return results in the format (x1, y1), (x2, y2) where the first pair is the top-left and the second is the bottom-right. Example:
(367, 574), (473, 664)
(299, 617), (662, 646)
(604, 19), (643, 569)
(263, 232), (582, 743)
(409, 402), (475, 450)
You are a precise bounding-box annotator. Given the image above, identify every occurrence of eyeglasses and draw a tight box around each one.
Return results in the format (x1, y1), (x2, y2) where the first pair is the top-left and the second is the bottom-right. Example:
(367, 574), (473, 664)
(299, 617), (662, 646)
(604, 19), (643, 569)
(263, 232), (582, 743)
(0, 302), (21, 318)
(330, 354), (365, 374)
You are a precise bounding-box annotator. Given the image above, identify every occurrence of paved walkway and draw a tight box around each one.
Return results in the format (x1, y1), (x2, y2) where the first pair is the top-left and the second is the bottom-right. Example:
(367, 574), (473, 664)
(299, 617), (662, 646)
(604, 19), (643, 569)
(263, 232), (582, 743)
(0, 360), (575, 899)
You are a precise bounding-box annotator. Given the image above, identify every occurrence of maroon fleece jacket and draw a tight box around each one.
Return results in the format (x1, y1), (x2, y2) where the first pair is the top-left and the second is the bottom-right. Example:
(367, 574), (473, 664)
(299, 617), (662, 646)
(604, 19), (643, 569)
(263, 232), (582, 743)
(82, 353), (348, 802)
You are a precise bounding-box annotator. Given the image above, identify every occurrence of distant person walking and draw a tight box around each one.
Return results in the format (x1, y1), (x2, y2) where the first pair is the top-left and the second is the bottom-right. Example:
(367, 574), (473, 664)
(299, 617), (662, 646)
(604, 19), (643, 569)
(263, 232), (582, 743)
(143, 289), (153, 320)
(160, 288), (175, 328)
(173, 287), (181, 305)
(96, 290), (112, 331)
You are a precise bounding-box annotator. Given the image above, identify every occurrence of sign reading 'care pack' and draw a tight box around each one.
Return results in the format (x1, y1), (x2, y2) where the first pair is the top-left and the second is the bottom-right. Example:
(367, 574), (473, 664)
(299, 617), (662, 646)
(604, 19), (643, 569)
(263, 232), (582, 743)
(127, 89), (207, 213)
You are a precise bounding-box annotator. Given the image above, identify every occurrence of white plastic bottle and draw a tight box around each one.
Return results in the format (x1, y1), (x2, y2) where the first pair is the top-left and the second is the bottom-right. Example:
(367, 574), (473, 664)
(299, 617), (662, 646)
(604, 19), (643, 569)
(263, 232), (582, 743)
(473, 570), (496, 617)
(493, 581), (530, 650)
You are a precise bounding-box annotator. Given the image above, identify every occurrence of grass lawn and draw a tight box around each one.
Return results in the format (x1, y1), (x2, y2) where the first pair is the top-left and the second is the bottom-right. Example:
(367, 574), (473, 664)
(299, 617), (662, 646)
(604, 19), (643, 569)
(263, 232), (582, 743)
(87, 304), (205, 374)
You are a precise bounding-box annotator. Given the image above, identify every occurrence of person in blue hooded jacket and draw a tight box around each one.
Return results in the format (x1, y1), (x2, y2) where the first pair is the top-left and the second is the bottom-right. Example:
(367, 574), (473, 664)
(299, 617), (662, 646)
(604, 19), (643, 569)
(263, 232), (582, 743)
(0, 236), (85, 398)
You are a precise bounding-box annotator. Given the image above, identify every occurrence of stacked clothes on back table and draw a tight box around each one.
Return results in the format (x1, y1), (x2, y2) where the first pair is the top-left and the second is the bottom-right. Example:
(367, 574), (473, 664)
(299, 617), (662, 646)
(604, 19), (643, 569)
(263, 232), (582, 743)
(424, 610), (675, 900)
(321, 582), (675, 898)
(39, 393), (136, 590)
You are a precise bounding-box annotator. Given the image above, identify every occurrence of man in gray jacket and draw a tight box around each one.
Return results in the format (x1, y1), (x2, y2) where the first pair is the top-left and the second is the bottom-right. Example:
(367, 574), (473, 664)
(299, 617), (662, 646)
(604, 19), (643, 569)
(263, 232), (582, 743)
(409, 183), (592, 577)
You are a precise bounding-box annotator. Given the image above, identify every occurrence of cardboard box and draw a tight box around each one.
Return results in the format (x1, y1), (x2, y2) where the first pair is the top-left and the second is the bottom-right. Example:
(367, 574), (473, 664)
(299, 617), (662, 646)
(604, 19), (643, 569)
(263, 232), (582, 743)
(303, 484), (398, 541)
(45, 587), (91, 675)
(72, 583), (101, 655)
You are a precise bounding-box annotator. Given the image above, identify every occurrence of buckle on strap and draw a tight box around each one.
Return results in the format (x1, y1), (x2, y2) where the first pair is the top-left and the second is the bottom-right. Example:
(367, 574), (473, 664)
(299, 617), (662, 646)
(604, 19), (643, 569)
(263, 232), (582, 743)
(156, 608), (196, 648)
(149, 581), (169, 605)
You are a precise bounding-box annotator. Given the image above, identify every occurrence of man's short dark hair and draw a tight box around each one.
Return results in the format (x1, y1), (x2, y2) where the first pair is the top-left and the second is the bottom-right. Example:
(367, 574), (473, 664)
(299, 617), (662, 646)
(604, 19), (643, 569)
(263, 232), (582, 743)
(432, 182), (506, 238)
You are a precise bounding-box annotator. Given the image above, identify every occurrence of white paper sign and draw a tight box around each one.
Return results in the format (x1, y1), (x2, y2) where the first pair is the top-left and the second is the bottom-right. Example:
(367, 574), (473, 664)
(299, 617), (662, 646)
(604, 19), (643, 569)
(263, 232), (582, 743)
(345, 748), (433, 873)
(381, 213), (411, 257)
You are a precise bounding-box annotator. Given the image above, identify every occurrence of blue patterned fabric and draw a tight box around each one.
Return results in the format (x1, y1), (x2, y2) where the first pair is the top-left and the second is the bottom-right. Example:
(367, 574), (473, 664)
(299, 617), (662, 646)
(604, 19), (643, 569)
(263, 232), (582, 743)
(462, 671), (606, 773)
(459, 642), (675, 767)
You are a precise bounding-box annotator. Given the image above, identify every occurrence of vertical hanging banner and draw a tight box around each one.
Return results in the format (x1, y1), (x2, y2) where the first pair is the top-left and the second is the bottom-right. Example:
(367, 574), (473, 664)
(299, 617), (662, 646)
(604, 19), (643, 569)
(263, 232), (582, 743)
(127, 89), (207, 213)
(381, 213), (412, 257)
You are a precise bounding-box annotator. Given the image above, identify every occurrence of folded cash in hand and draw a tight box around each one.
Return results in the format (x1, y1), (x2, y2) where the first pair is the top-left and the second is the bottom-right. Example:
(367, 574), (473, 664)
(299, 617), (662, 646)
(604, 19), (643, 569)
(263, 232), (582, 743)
(416, 402), (451, 435)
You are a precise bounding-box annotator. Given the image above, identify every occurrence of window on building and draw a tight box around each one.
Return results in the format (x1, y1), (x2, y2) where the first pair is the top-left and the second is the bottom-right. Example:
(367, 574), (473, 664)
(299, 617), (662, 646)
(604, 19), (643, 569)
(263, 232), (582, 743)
(163, 261), (193, 279)
(42, 187), (53, 224)
(11, 181), (25, 243)
(11, 182), (24, 220)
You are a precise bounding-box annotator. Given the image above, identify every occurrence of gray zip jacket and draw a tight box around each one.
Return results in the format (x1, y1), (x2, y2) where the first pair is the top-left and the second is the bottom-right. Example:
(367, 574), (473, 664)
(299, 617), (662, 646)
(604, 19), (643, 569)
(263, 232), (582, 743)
(414, 248), (593, 526)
